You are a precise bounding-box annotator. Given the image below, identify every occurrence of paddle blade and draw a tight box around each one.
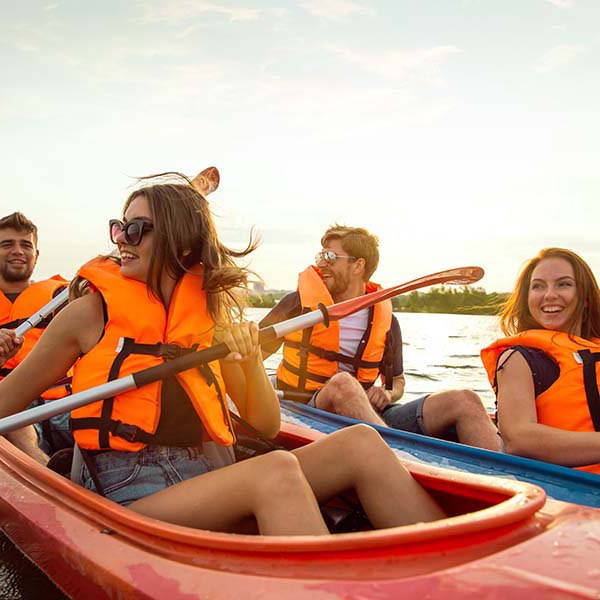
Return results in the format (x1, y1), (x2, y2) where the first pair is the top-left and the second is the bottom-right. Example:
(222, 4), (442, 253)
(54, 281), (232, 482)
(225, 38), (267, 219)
(327, 266), (484, 321)
(192, 166), (220, 196)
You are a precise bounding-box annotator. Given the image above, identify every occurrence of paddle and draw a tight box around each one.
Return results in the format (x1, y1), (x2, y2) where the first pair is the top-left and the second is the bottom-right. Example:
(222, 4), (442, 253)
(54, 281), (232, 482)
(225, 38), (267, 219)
(12, 288), (70, 337)
(0, 265), (483, 434)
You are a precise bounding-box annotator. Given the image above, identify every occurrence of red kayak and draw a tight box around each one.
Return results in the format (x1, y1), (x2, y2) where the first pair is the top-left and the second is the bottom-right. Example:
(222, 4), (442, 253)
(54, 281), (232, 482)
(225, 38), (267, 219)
(1, 422), (600, 599)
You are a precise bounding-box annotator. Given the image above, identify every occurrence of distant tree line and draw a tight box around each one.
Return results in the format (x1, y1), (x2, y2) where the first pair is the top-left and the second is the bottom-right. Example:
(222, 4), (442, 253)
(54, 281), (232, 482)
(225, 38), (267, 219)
(392, 287), (508, 315)
(249, 287), (509, 315)
(248, 291), (288, 308)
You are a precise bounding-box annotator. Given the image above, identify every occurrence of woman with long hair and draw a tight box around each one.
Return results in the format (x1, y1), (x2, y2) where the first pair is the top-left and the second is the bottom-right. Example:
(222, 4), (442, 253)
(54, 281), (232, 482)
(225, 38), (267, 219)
(481, 247), (600, 473)
(0, 172), (444, 534)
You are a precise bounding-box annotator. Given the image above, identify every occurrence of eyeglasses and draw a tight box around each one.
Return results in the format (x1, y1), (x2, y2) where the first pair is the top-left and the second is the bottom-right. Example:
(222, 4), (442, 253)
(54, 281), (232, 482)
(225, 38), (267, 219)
(109, 219), (154, 246)
(315, 250), (357, 265)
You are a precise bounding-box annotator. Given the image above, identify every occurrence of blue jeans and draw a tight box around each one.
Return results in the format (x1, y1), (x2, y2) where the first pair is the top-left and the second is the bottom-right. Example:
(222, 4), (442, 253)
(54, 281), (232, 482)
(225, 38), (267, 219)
(79, 446), (215, 506)
(29, 402), (74, 455)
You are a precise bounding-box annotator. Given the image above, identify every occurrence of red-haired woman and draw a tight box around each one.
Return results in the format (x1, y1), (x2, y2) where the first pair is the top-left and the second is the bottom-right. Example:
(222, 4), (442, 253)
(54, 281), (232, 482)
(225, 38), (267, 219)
(481, 248), (600, 474)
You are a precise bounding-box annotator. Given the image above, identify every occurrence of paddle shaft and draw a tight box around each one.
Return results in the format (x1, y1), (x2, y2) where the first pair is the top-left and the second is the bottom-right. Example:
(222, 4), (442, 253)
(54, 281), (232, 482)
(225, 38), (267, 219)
(0, 310), (325, 433)
(13, 288), (70, 337)
(0, 266), (482, 434)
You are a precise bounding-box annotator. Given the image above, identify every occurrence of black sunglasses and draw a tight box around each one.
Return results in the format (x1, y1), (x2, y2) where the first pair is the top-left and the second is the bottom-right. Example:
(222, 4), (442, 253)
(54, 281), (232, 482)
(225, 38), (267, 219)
(109, 218), (154, 246)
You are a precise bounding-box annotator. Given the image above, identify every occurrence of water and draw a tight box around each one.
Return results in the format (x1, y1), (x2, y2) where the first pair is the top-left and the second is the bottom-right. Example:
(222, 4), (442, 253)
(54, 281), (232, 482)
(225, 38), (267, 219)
(0, 533), (66, 599)
(1, 310), (500, 595)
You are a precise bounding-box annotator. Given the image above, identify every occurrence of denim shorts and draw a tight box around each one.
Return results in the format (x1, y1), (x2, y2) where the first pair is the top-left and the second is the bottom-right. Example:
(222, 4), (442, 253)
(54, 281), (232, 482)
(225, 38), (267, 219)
(28, 400), (75, 455)
(79, 446), (215, 507)
(381, 395), (459, 442)
(381, 395), (430, 435)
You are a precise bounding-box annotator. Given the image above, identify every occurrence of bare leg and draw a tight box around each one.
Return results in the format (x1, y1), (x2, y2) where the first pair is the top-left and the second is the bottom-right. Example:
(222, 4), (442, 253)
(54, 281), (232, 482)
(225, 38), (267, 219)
(422, 390), (502, 451)
(5, 426), (48, 465)
(293, 424), (445, 527)
(128, 450), (329, 536)
(316, 372), (387, 426)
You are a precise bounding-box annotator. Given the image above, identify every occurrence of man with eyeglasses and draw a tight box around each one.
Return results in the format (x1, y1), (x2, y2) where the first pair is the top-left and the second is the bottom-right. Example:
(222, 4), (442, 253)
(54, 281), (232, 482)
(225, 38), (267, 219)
(260, 225), (501, 450)
(0, 212), (71, 463)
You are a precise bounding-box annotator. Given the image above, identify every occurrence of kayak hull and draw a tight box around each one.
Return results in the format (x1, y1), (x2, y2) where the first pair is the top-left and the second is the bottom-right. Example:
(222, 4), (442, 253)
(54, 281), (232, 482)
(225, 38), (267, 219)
(2, 425), (600, 599)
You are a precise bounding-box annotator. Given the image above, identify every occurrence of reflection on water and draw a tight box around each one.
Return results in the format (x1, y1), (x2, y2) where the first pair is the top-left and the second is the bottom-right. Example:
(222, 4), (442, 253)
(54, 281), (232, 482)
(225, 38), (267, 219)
(2, 310), (500, 590)
(0, 533), (66, 599)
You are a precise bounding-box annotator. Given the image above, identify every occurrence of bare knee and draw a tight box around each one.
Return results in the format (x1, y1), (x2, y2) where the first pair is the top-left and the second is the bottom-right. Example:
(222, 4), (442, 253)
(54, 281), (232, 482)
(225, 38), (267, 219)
(320, 372), (367, 411)
(253, 451), (309, 504)
(452, 389), (487, 416)
(331, 424), (389, 460)
(428, 389), (486, 419)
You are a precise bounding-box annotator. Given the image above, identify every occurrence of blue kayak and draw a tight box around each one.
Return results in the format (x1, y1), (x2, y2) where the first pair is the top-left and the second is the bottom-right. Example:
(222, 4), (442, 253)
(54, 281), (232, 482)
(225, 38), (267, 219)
(280, 400), (600, 508)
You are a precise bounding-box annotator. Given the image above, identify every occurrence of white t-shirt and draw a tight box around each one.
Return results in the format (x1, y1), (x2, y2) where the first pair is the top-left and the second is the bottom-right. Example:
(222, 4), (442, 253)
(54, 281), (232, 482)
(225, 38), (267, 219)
(337, 308), (369, 373)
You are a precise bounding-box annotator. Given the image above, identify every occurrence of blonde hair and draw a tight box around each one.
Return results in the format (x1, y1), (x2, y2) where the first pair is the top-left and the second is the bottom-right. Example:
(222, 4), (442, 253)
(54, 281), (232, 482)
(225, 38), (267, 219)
(321, 224), (379, 281)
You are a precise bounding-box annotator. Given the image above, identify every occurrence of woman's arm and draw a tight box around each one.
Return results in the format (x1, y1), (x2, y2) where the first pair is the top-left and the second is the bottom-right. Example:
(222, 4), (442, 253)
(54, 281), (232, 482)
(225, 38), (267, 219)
(497, 351), (600, 466)
(218, 321), (280, 439)
(0, 293), (104, 419)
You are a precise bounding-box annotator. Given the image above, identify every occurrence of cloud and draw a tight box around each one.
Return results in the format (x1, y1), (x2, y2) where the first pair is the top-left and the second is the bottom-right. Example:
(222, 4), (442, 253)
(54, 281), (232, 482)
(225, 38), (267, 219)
(323, 43), (462, 84)
(136, 0), (262, 25)
(534, 44), (583, 73)
(545, 0), (575, 7)
(299, 0), (375, 19)
(0, 20), (61, 53)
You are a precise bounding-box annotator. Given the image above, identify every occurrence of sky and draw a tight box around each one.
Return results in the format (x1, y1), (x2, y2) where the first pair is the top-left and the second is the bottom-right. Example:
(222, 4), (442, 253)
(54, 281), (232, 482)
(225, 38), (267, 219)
(2, 0), (599, 293)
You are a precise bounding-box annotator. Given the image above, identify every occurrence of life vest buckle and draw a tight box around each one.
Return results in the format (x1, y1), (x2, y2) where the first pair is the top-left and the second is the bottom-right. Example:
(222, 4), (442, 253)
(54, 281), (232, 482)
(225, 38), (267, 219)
(160, 344), (185, 360)
(109, 420), (139, 443)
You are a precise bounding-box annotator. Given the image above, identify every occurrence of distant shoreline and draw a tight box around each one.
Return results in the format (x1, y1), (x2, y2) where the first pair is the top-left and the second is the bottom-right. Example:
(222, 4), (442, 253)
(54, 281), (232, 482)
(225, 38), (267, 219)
(249, 287), (508, 316)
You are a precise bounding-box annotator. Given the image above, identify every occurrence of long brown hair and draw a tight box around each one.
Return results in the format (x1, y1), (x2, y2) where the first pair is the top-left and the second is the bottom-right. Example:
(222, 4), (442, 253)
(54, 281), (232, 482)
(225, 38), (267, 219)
(72, 172), (259, 325)
(500, 247), (600, 339)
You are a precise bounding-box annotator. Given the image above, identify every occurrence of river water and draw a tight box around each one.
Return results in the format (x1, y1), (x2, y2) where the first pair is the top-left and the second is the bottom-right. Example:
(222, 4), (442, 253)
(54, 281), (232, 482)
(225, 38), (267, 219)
(0, 311), (501, 597)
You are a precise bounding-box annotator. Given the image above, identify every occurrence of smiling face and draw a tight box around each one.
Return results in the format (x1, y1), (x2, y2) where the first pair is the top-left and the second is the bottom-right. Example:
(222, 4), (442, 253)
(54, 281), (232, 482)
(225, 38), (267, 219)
(316, 238), (362, 299)
(116, 194), (154, 283)
(0, 228), (39, 290)
(527, 257), (581, 335)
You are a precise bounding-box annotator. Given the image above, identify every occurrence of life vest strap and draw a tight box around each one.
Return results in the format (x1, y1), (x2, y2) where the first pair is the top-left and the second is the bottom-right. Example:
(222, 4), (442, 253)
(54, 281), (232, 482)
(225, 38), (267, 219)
(284, 339), (381, 369)
(577, 349), (600, 431)
(281, 358), (331, 385)
(71, 417), (155, 444)
(197, 362), (236, 440)
(0, 367), (12, 377)
(97, 337), (189, 448)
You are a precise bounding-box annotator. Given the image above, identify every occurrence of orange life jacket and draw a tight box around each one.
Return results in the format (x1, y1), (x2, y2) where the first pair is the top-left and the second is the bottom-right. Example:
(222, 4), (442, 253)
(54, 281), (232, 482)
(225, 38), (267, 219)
(0, 276), (70, 399)
(70, 257), (235, 452)
(276, 266), (393, 393)
(481, 329), (600, 474)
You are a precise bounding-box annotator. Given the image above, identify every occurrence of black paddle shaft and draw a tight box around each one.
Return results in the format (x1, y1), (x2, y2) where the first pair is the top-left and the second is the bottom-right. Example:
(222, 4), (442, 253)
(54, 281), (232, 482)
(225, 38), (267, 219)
(133, 327), (280, 388)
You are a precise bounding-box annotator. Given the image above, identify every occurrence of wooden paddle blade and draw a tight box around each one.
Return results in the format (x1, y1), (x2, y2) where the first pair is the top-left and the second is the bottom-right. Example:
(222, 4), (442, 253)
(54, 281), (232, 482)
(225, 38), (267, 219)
(192, 166), (220, 196)
(327, 266), (484, 321)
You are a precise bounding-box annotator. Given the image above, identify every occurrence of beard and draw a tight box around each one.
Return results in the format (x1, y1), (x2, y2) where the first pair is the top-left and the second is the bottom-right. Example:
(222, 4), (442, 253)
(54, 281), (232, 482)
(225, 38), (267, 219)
(1, 261), (35, 283)
(323, 269), (351, 297)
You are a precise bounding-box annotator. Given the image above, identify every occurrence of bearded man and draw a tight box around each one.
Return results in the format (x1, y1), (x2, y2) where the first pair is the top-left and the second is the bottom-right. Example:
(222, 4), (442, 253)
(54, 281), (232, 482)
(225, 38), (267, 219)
(261, 224), (501, 450)
(0, 212), (69, 463)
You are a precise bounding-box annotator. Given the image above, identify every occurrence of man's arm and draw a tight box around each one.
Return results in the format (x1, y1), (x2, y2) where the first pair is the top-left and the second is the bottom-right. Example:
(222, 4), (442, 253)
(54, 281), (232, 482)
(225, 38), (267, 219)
(366, 315), (404, 411)
(259, 292), (301, 358)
